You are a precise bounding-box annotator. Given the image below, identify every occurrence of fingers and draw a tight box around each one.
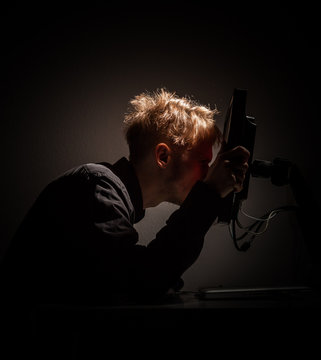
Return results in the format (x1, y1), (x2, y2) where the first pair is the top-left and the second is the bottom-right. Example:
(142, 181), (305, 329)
(224, 160), (248, 172)
(220, 169), (244, 194)
(234, 170), (246, 192)
(222, 146), (250, 190)
(204, 145), (251, 198)
(224, 160), (249, 177)
(225, 171), (244, 193)
(219, 145), (250, 162)
(224, 157), (249, 193)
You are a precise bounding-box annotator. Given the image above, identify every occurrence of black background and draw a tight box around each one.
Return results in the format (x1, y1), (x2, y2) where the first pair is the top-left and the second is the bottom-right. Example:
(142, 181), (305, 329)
(1, 2), (320, 287)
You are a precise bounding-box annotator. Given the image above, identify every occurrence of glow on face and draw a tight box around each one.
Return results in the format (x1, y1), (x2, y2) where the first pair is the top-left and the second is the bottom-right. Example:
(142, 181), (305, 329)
(169, 141), (213, 205)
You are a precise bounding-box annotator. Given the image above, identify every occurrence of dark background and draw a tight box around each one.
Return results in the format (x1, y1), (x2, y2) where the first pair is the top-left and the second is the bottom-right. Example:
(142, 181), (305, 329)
(1, 2), (320, 290)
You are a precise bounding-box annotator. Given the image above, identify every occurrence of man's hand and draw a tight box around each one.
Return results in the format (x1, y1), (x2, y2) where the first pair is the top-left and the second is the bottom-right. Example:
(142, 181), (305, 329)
(203, 146), (250, 198)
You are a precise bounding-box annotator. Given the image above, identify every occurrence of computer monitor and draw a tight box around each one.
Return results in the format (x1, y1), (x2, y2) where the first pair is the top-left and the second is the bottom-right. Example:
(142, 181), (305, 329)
(217, 88), (256, 223)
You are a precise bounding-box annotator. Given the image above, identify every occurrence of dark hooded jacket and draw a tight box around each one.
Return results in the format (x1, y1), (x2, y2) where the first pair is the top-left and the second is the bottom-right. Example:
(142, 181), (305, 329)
(0, 157), (222, 306)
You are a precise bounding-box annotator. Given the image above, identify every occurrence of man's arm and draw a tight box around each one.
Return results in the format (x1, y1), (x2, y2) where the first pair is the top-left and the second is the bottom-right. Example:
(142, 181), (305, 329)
(127, 146), (250, 299)
(130, 181), (224, 299)
(91, 146), (250, 302)
(90, 174), (220, 301)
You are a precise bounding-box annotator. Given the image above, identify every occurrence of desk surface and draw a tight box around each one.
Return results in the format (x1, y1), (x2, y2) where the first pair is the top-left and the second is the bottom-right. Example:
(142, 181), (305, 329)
(30, 287), (320, 333)
(3, 288), (318, 357)
(0, 289), (317, 360)
(87, 287), (320, 309)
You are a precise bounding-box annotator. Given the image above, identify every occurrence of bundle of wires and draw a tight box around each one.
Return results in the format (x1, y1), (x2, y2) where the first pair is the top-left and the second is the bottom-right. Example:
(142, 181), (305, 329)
(229, 202), (299, 251)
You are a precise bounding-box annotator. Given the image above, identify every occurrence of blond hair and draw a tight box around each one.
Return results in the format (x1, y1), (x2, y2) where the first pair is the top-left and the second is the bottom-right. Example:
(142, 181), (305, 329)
(123, 88), (221, 163)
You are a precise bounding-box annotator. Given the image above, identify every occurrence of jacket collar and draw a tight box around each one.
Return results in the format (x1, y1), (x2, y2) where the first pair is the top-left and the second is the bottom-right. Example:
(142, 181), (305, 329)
(109, 157), (145, 223)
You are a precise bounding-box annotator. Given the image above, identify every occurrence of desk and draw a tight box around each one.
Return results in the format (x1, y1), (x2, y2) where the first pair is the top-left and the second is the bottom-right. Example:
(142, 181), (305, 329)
(31, 288), (320, 330)
(4, 289), (320, 357)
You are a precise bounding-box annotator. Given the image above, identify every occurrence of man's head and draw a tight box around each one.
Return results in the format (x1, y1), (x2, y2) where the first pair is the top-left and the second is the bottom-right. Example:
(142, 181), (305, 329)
(123, 89), (222, 206)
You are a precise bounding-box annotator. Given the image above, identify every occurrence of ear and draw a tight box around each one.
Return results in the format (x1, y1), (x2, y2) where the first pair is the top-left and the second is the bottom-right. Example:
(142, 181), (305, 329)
(155, 143), (172, 169)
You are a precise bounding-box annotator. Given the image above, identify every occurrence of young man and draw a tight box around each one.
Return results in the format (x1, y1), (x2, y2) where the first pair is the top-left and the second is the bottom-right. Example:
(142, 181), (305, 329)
(1, 89), (249, 306)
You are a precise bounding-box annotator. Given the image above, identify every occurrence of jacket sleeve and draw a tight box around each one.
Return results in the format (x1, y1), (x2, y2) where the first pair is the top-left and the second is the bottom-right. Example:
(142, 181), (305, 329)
(91, 175), (223, 301)
(126, 181), (223, 299)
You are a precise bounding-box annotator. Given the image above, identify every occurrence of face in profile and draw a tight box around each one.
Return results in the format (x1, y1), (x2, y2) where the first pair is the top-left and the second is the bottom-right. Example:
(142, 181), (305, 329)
(166, 141), (213, 205)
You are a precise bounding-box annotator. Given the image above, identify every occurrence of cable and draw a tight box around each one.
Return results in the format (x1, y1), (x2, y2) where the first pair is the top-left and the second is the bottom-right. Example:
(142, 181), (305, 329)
(237, 209), (278, 235)
(229, 203), (298, 251)
(240, 207), (278, 222)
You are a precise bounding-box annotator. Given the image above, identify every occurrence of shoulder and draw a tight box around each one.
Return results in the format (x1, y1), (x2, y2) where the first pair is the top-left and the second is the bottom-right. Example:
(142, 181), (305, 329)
(60, 163), (123, 187)
(83, 163), (128, 193)
(83, 163), (135, 224)
(50, 162), (128, 199)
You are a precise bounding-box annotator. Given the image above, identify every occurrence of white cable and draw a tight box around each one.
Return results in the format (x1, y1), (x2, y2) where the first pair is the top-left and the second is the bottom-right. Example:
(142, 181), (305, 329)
(240, 206), (278, 222)
(231, 204), (299, 244)
(236, 207), (279, 236)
